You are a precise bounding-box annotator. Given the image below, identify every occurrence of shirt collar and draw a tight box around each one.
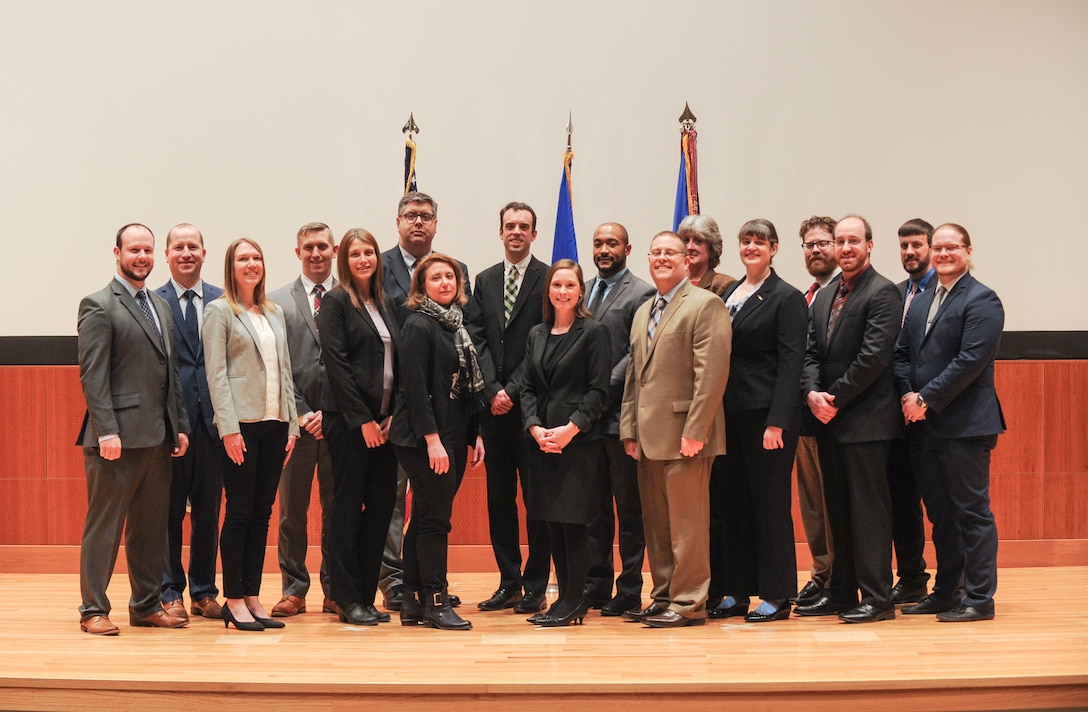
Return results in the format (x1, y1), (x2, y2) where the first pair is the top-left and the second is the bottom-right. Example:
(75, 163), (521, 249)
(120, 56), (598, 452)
(657, 277), (688, 303)
(114, 274), (142, 298)
(595, 267), (627, 289)
(911, 267), (936, 292)
(300, 273), (335, 295)
(840, 264), (871, 291)
(170, 278), (203, 300)
(399, 244), (430, 271)
(504, 254), (532, 273)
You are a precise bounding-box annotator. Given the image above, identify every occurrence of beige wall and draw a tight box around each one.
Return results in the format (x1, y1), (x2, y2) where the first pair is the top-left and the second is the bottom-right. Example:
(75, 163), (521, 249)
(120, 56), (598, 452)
(1, 0), (1085, 335)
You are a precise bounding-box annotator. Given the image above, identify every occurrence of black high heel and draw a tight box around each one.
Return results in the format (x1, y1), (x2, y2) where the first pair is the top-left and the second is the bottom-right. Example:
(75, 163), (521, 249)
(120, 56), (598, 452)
(223, 606), (265, 631)
(535, 603), (589, 627)
(253, 616), (285, 628)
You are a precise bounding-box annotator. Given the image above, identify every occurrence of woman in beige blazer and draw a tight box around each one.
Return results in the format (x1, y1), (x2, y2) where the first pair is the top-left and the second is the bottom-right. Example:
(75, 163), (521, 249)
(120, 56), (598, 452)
(203, 238), (299, 631)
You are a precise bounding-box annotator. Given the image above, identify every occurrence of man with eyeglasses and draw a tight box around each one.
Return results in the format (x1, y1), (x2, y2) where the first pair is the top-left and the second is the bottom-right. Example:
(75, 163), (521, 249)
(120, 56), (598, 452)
(796, 215), (901, 623)
(378, 191), (471, 612)
(790, 216), (840, 607)
(894, 223), (1004, 622)
(620, 231), (731, 628)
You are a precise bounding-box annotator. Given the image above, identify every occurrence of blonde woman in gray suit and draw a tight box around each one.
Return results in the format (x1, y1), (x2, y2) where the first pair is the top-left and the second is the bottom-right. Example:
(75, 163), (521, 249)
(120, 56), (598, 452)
(204, 238), (299, 631)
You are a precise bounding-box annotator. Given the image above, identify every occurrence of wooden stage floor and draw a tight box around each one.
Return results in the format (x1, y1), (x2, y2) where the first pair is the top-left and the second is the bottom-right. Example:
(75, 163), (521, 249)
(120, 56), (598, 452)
(0, 568), (1086, 711)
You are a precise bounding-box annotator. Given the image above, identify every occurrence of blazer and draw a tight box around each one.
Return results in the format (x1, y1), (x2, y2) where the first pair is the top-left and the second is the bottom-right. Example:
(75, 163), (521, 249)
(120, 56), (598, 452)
(268, 277), (337, 419)
(389, 312), (479, 449)
(76, 278), (189, 448)
(620, 280), (732, 461)
(894, 272), (1006, 439)
(381, 246), (472, 329)
(586, 270), (655, 435)
(696, 267), (737, 297)
(467, 256), (548, 402)
(202, 299), (299, 438)
(520, 317), (612, 438)
(154, 280), (223, 437)
(318, 286), (400, 428)
(802, 266), (902, 444)
(721, 269), (807, 430)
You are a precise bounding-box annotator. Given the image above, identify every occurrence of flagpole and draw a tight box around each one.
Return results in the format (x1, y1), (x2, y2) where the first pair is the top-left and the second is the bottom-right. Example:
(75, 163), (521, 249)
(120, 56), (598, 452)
(402, 112), (420, 194)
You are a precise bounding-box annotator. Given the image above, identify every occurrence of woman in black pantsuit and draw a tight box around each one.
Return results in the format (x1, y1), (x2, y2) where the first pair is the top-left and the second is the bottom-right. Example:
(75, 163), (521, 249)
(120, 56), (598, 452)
(520, 259), (611, 627)
(319, 229), (400, 626)
(709, 219), (807, 623)
(389, 253), (485, 631)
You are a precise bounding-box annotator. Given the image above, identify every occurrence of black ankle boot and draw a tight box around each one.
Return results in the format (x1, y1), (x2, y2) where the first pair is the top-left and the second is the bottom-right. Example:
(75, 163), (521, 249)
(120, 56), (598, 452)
(422, 589), (472, 630)
(400, 589), (423, 626)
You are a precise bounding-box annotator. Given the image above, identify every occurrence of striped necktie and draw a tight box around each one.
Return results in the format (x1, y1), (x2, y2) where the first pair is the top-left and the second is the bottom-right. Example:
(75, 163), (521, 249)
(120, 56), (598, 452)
(646, 296), (666, 349)
(312, 284), (325, 336)
(825, 281), (849, 341)
(902, 282), (919, 327)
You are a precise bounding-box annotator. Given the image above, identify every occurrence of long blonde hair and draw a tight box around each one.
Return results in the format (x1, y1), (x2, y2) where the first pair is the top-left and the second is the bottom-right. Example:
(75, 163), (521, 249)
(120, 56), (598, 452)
(221, 238), (275, 315)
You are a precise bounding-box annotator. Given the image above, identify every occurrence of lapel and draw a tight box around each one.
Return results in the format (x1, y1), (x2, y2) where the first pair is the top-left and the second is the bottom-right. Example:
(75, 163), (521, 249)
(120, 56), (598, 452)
(644, 281), (691, 365)
(290, 278), (319, 344)
(728, 272), (775, 332)
(508, 258), (543, 325)
(388, 251), (412, 298)
(921, 273), (971, 346)
(114, 280), (166, 357)
(236, 309), (265, 362)
(158, 283), (199, 357)
(597, 272), (629, 315)
(826, 269), (873, 351)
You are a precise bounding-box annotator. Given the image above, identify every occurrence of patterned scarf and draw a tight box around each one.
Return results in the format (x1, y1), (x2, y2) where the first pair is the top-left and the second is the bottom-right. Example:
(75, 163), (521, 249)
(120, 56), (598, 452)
(415, 297), (486, 406)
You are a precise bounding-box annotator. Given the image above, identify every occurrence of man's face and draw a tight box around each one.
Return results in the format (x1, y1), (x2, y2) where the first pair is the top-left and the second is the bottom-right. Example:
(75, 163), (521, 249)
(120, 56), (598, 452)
(296, 228), (337, 283)
(802, 227), (836, 279)
(115, 226), (155, 286)
(396, 200), (438, 258)
(499, 209), (537, 262)
(899, 233), (931, 278)
(833, 218), (873, 280)
(931, 226), (972, 282)
(592, 224), (630, 278)
(647, 234), (689, 292)
(165, 226), (205, 286)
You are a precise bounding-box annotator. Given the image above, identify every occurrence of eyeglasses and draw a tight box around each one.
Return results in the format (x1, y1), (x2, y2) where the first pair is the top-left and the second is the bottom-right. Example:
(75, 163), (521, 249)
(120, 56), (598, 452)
(648, 249), (685, 259)
(401, 212), (435, 224)
(931, 244), (967, 254)
(802, 240), (833, 252)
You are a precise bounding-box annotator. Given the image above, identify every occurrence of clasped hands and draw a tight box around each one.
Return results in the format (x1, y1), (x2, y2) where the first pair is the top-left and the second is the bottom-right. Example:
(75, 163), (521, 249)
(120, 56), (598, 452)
(530, 422), (577, 455)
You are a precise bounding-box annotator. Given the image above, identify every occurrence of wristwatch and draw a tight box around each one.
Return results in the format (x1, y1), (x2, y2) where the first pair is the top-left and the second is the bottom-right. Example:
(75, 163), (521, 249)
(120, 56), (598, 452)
(916, 393), (927, 409)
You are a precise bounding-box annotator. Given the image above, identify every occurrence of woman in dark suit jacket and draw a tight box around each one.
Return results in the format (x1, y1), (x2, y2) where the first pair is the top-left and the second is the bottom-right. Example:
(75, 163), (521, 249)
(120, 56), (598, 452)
(709, 219), (807, 623)
(204, 238), (299, 631)
(521, 259), (611, 627)
(389, 253), (486, 631)
(319, 229), (400, 626)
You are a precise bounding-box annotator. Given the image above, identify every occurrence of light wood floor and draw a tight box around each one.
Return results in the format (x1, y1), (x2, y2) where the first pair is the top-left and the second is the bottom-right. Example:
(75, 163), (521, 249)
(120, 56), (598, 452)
(0, 568), (1086, 711)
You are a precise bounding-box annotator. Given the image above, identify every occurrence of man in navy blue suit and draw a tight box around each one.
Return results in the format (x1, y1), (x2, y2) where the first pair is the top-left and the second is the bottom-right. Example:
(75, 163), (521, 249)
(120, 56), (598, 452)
(155, 223), (225, 621)
(894, 223), (1005, 622)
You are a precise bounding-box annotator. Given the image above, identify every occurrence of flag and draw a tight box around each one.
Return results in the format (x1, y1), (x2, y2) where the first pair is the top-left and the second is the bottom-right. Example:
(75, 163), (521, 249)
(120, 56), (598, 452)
(552, 149), (578, 263)
(404, 135), (418, 194)
(672, 125), (699, 231)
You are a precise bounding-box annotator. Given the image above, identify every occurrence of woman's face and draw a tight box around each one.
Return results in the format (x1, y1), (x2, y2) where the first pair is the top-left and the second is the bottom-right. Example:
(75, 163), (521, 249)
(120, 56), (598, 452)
(423, 261), (458, 306)
(548, 268), (582, 314)
(233, 241), (264, 291)
(682, 230), (710, 273)
(739, 233), (777, 273)
(347, 238), (377, 290)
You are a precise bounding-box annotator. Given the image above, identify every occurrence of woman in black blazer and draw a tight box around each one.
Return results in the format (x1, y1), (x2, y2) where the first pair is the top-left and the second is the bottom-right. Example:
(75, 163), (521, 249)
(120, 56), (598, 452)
(319, 229), (400, 626)
(389, 253), (486, 631)
(520, 259), (611, 627)
(709, 219), (807, 623)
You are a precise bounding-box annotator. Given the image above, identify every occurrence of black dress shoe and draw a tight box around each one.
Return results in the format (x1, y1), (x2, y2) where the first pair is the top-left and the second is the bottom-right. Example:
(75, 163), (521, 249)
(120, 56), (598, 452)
(364, 603), (391, 622)
(794, 595), (852, 617)
(643, 610), (706, 628)
(337, 602), (379, 626)
(838, 602), (895, 623)
(383, 585), (405, 612)
(449, 594), (462, 608)
(707, 599), (749, 619)
(744, 603), (792, 623)
(534, 603), (589, 627)
(902, 594), (955, 615)
(601, 592), (641, 617)
(791, 581), (822, 605)
(937, 604), (994, 622)
(478, 587), (523, 611)
(512, 590), (546, 614)
(623, 603), (666, 622)
(891, 580), (929, 605)
(583, 589), (611, 609)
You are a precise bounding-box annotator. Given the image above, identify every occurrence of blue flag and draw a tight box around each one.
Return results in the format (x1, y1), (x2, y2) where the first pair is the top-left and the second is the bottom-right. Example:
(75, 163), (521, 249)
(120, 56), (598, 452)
(672, 149), (689, 231)
(672, 126), (699, 231)
(552, 150), (578, 263)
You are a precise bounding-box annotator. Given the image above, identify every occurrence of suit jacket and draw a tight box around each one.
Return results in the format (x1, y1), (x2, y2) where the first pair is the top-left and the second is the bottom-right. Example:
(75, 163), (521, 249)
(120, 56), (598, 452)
(521, 317), (611, 438)
(380, 246), (472, 329)
(318, 286), (400, 428)
(894, 272), (1006, 439)
(154, 280), (223, 437)
(202, 299), (299, 438)
(620, 280), (732, 461)
(586, 270), (655, 435)
(802, 266), (902, 443)
(721, 269), (807, 430)
(76, 278), (189, 448)
(696, 267), (737, 297)
(467, 256), (548, 402)
(269, 277), (336, 418)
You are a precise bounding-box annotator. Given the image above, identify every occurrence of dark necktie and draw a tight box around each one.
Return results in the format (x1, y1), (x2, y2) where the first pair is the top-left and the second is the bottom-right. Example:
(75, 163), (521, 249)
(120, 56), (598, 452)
(182, 289), (199, 345)
(135, 289), (162, 342)
(825, 281), (849, 341)
(312, 284), (325, 336)
(646, 296), (666, 349)
(902, 282), (919, 327)
(805, 281), (819, 307)
(588, 279), (607, 316)
(503, 266), (519, 324)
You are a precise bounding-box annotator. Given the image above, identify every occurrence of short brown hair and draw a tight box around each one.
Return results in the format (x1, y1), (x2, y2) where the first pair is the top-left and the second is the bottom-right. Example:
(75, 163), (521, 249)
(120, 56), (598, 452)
(405, 253), (468, 310)
(798, 216), (837, 241)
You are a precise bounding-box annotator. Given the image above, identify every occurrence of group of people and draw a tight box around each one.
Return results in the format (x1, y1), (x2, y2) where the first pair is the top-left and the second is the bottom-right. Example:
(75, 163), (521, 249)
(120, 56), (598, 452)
(74, 193), (1005, 636)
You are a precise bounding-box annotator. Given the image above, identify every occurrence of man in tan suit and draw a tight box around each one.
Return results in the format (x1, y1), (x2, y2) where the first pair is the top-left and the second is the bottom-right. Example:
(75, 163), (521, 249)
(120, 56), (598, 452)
(620, 231), (731, 628)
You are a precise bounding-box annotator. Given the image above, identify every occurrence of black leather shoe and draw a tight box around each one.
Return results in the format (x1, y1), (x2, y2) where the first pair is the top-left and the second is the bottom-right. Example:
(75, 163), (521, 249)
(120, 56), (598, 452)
(601, 592), (641, 617)
(364, 603), (391, 622)
(744, 603), (792, 623)
(902, 594), (955, 615)
(512, 590), (546, 614)
(937, 604), (994, 622)
(708, 599), (749, 619)
(838, 602), (895, 623)
(583, 586), (610, 609)
(478, 587), (523, 611)
(791, 581), (822, 605)
(383, 585), (405, 612)
(449, 594), (462, 608)
(891, 580), (928, 605)
(794, 595), (852, 617)
(643, 610), (706, 628)
(337, 602), (379, 626)
(423, 590), (472, 630)
(623, 603), (667, 622)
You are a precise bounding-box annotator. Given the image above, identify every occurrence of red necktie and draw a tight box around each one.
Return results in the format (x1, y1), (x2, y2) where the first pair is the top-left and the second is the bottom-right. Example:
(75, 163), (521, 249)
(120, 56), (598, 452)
(805, 282), (819, 307)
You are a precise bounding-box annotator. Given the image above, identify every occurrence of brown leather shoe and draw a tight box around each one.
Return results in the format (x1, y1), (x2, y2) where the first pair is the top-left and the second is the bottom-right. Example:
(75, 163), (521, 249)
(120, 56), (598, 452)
(322, 598), (337, 614)
(130, 609), (189, 628)
(191, 597), (223, 619)
(162, 599), (190, 622)
(271, 594), (306, 617)
(643, 609), (706, 628)
(80, 615), (120, 635)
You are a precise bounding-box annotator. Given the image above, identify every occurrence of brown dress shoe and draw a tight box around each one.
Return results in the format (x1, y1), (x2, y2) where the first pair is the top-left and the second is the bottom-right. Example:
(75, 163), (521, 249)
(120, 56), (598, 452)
(80, 615), (120, 635)
(271, 595), (306, 617)
(322, 598), (338, 614)
(162, 599), (190, 622)
(191, 597), (223, 619)
(643, 609), (706, 628)
(130, 609), (189, 628)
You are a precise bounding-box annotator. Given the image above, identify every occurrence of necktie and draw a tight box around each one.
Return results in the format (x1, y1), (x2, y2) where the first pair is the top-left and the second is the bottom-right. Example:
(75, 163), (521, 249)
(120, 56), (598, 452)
(588, 279), (607, 316)
(805, 282), (819, 307)
(503, 266), (519, 324)
(646, 296), (666, 349)
(925, 285), (946, 335)
(312, 284), (325, 336)
(825, 281), (849, 341)
(902, 282), (919, 327)
(182, 289), (200, 345)
(135, 289), (163, 344)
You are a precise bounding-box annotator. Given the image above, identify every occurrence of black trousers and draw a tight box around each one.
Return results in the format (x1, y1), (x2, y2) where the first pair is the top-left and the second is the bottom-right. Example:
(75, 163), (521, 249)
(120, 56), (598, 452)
(887, 434), (929, 587)
(586, 436), (645, 598)
(907, 423), (965, 602)
(548, 521), (589, 617)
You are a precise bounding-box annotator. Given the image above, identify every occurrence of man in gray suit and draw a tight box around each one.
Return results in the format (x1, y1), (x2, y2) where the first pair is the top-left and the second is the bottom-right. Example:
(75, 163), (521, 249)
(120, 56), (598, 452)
(268, 222), (338, 616)
(583, 222), (654, 616)
(76, 223), (191, 635)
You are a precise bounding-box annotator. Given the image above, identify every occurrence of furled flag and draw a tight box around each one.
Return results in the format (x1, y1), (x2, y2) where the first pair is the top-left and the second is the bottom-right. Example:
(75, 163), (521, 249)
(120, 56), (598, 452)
(552, 113), (578, 263)
(672, 103), (700, 231)
(403, 112), (419, 194)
